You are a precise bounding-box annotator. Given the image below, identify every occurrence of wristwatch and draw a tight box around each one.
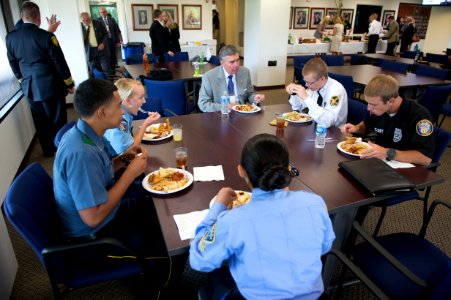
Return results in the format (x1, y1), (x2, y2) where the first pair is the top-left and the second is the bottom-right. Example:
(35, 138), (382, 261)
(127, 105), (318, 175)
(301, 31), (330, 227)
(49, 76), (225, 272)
(386, 148), (397, 161)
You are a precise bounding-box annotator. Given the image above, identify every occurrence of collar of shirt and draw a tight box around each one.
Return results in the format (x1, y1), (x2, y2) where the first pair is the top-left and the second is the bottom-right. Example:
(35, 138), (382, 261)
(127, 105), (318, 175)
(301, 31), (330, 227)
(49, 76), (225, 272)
(121, 104), (133, 125)
(76, 119), (109, 151)
(158, 20), (165, 26)
(23, 21), (39, 27)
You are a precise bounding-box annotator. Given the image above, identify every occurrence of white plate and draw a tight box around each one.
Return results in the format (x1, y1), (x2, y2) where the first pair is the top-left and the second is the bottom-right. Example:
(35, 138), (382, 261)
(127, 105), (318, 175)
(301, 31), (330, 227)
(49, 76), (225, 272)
(337, 140), (371, 157)
(142, 123), (173, 141)
(232, 105), (261, 114)
(209, 190), (252, 209)
(282, 112), (313, 123)
(142, 168), (193, 194)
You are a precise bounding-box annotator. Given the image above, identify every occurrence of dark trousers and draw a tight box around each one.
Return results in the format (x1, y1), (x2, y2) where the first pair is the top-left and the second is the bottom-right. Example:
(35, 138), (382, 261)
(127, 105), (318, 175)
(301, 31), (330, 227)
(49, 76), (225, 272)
(88, 46), (111, 75)
(107, 38), (118, 69)
(400, 39), (411, 52)
(386, 41), (398, 56)
(28, 97), (67, 156)
(367, 35), (379, 53)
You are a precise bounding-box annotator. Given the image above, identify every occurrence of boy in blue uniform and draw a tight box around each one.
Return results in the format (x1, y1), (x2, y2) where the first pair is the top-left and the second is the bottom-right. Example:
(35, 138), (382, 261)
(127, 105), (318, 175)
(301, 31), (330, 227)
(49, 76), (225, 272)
(53, 79), (165, 260)
(190, 134), (335, 299)
(104, 78), (160, 155)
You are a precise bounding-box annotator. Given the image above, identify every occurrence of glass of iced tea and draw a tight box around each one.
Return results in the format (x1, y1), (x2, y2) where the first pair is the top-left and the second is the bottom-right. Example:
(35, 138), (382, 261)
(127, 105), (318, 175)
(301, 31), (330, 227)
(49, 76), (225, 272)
(174, 147), (188, 169)
(276, 116), (285, 130)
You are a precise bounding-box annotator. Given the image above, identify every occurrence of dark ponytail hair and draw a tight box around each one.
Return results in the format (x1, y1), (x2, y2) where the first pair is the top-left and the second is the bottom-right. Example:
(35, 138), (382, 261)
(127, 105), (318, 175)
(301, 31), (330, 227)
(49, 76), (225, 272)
(241, 134), (291, 191)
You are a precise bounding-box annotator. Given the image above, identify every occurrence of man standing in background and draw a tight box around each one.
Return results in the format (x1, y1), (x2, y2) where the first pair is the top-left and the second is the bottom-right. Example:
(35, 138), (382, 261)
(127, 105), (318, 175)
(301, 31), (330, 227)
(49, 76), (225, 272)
(149, 9), (173, 63)
(6, 1), (74, 157)
(98, 7), (121, 69)
(385, 16), (399, 56)
(367, 13), (383, 53)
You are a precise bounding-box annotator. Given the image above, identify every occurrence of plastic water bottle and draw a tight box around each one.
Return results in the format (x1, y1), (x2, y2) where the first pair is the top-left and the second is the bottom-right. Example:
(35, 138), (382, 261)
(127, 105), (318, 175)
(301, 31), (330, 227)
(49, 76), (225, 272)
(414, 44), (420, 62)
(315, 124), (327, 149)
(221, 92), (229, 116)
(200, 51), (205, 63)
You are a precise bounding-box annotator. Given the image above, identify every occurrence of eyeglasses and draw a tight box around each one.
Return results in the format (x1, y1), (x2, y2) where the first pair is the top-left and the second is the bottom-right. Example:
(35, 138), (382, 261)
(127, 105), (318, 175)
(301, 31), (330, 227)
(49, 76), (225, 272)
(304, 77), (322, 86)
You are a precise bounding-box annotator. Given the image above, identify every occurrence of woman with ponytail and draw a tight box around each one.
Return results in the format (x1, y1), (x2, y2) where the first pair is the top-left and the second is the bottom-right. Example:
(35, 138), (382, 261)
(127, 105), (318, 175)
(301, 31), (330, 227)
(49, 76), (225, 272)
(190, 133), (335, 300)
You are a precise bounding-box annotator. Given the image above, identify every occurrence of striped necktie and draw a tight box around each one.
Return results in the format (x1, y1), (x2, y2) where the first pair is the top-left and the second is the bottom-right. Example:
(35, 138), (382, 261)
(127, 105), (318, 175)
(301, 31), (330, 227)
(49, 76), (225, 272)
(227, 75), (234, 96)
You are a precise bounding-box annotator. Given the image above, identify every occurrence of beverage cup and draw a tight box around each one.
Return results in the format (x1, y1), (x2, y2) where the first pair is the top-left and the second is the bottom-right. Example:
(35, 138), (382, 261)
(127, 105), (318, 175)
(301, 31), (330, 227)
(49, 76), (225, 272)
(174, 147), (188, 169)
(173, 124), (182, 141)
(276, 116), (285, 130)
(194, 64), (200, 76)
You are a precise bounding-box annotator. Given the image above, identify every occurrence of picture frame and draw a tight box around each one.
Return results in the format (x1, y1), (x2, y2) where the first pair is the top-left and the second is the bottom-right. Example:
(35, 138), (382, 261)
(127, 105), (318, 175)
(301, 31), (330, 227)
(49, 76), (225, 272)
(325, 8), (338, 29)
(341, 9), (354, 29)
(182, 4), (202, 30)
(293, 7), (309, 29)
(382, 10), (395, 29)
(289, 7), (292, 29)
(158, 4), (179, 25)
(309, 8), (325, 30)
(131, 4), (153, 31)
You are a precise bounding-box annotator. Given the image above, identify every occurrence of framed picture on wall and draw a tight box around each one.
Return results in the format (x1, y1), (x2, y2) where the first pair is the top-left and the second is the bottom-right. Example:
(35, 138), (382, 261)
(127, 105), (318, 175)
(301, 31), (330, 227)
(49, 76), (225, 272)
(182, 5), (202, 30)
(131, 4), (153, 31)
(382, 10), (395, 29)
(293, 7), (309, 29)
(309, 8), (325, 29)
(158, 4), (179, 24)
(289, 7), (292, 29)
(325, 8), (338, 29)
(341, 9), (354, 29)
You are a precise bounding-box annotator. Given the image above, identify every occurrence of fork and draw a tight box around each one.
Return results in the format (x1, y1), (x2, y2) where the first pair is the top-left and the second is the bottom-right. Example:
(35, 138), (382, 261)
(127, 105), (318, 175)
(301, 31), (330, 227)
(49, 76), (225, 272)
(138, 107), (149, 114)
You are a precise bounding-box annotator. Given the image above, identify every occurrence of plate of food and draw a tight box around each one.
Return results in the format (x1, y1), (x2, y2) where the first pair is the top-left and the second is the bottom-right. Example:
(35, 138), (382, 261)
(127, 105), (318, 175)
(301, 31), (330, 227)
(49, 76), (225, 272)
(209, 190), (252, 209)
(142, 167), (193, 194)
(282, 111), (313, 123)
(232, 104), (261, 114)
(143, 119), (173, 141)
(337, 137), (371, 157)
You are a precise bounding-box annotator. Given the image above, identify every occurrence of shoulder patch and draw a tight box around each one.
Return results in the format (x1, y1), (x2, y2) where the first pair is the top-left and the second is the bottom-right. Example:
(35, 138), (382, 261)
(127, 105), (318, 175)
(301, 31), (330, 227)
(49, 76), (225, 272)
(119, 120), (128, 132)
(51, 36), (59, 47)
(416, 119), (433, 136)
(82, 135), (95, 145)
(330, 96), (339, 106)
(199, 223), (217, 252)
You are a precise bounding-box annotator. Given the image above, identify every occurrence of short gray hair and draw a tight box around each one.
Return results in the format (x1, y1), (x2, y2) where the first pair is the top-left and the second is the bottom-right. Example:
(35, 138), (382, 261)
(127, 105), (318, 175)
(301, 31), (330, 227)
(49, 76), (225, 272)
(219, 45), (239, 62)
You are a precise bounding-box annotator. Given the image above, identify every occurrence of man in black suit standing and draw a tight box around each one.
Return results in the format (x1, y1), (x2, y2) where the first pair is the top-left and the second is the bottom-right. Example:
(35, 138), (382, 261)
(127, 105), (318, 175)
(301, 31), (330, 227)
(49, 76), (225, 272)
(6, 1), (74, 157)
(80, 12), (111, 75)
(149, 9), (173, 63)
(98, 7), (122, 69)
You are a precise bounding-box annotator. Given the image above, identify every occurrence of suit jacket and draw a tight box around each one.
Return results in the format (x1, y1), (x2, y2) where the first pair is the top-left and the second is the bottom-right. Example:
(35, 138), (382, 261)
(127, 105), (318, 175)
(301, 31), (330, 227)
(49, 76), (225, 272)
(401, 23), (415, 45)
(97, 16), (121, 45)
(81, 20), (110, 57)
(198, 66), (257, 112)
(6, 23), (73, 102)
(168, 25), (181, 52)
(386, 21), (399, 43)
(149, 20), (169, 57)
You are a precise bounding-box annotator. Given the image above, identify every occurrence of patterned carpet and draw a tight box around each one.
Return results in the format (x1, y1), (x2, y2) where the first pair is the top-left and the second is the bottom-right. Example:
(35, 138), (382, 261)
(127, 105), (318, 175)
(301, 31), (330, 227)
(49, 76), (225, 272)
(5, 65), (451, 299)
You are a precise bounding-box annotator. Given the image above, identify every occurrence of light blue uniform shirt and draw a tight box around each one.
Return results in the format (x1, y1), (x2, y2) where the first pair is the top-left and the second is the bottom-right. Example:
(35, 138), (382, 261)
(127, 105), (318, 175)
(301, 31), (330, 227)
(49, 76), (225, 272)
(104, 105), (134, 155)
(190, 188), (335, 300)
(53, 119), (118, 237)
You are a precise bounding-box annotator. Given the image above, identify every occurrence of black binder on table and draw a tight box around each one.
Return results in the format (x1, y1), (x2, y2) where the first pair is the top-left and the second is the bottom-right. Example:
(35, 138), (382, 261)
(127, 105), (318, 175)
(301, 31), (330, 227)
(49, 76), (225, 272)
(338, 158), (415, 196)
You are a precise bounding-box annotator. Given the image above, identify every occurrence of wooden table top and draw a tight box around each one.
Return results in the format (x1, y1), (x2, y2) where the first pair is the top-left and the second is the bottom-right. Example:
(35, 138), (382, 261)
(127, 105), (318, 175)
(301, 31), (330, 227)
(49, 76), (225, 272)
(134, 104), (443, 255)
(124, 61), (216, 81)
(328, 65), (449, 88)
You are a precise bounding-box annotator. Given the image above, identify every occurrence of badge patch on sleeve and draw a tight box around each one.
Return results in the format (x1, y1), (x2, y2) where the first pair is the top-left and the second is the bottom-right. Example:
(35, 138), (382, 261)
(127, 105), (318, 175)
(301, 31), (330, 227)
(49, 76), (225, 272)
(199, 223), (216, 252)
(51, 36), (59, 47)
(330, 96), (339, 106)
(119, 120), (128, 132)
(416, 119), (433, 136)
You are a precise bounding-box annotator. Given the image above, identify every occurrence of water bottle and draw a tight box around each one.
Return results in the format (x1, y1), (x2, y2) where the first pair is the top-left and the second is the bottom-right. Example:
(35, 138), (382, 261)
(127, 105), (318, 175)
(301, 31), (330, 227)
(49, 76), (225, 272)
(221, 92), (229, 116)
(200, 51), (205, 63)
(315, 124), (327, 149)
(414, 44), (420, 62)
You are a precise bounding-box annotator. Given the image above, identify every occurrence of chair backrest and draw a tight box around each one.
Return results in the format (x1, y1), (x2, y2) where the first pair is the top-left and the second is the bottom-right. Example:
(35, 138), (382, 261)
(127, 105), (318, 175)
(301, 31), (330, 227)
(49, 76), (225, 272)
(164, 51), (189, 62)
(3, 163), (62, 265)
(426, 53), (449, 65)
(209, 55), (220, 66)
(133, 97), (164, 120)
(144, 79), (186, 116)
(380, 60), (409, 73)
(347, 98), (369, 125)
(415, 64), (448, 80)
(147, 53), (158, 63)
(323, 55), (344, 66)
(125, 54), (143, 65)
(54, 121), (76, 148)
(92, 68), (108, 79)
(418, 84), (451, 124)
(328, 72), (354, 99)
(432, 127), (451, 165)
(293, 55), (313, 84)
(401, 51), (423, 59)
(350, 54), (368, 65)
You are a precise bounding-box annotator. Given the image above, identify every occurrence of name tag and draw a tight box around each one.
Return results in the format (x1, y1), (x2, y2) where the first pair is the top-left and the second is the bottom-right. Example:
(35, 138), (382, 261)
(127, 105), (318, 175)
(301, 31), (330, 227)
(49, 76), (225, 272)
(229, 95), (236, 103)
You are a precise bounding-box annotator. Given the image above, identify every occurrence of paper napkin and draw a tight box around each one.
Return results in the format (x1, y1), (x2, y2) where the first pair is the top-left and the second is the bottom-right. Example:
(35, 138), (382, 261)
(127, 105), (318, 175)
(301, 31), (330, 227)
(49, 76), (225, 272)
(193, 165), (225, 181)
(173, 209), (209, 240)
(382, 159), (415, 169)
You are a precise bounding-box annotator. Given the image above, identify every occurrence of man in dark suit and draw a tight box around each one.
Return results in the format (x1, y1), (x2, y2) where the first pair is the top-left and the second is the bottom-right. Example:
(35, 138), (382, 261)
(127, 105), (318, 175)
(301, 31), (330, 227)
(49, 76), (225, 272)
(80, 12), (111, 75)
(6, 1), (74, 157)
(98, 7), (122, 69)
(149, 9), (173, 63)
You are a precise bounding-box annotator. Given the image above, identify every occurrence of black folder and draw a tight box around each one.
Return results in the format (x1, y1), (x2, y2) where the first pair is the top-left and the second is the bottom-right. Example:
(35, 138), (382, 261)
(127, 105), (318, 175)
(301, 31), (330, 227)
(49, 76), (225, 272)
(339, 158), (415, 196)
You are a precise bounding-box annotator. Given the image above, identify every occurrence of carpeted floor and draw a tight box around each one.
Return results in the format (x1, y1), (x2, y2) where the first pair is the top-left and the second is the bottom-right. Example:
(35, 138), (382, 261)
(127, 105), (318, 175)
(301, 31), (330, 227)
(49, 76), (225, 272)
(5, 64), (451, 299)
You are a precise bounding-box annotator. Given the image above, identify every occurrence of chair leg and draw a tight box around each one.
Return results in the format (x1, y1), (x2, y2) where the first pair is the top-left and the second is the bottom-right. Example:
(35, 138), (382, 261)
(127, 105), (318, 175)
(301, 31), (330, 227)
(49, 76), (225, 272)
(373, 206), (387, 237)
(438, 114), (446, 128)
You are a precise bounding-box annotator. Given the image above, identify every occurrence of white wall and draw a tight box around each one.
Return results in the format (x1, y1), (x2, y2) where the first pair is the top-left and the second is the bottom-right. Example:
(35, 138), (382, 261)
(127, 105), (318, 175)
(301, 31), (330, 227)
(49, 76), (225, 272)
(423, 5), (451, 54)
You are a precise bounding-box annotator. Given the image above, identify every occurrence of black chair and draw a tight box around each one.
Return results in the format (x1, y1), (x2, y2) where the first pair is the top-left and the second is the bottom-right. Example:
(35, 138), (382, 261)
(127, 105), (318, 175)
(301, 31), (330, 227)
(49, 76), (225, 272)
(3, 163), (151, 299)
(380, 60), (409, 73)
(54, 121), (76, 148)
(92, 67), (125, 82)
(426, 53), (449, 65)
(418, 84), (451, 125)
(401, 50), (423, 59)
(415, 64), (448, 80)
(351, 199), (451, 299)
(164, 51), (189, 62)
(347, 99), (369, 125)
(209, 55), (220, 66)
(350, 54), (368, 65)
(372, 127), (451, 237)
(438, 100), (451, 128)
(323, 55), (344, 66)
(293, 55), (314, 83)
(328, 72), (363, 100)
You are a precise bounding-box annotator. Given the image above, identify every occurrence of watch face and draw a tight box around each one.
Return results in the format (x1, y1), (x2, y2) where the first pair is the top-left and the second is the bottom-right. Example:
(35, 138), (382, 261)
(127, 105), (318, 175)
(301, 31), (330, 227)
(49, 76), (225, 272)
(387, 148), (396, 160)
